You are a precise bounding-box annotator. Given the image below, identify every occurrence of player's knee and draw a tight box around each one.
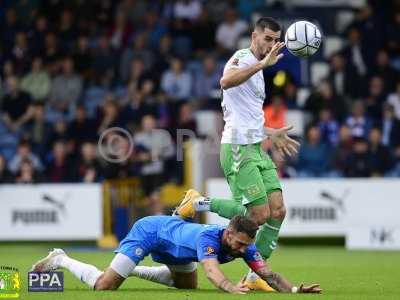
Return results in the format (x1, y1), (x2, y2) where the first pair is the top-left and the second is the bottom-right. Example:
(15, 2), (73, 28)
(94, 276), (118, 291)
(174, 280), (197, 289)
(248, 205), (270, 225)
(271, 205), (286, 220)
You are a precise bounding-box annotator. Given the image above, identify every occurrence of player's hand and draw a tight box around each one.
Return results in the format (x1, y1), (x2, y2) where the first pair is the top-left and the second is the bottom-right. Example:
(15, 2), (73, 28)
(298, 283), (322, 293)
(270, 125), (300, 160)
(231, 277), (250, 294)
(260, 42), (285, 67)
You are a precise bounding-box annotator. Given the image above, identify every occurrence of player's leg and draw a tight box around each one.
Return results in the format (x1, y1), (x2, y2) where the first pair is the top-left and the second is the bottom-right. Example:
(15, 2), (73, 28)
(168, 263), (198, 289)
(130, 262), (197, 289)
(255, 147), (285, 259)
(130, 265), (174, 287)
(31, 248), (113, 290)
(175, 144), (258, 219)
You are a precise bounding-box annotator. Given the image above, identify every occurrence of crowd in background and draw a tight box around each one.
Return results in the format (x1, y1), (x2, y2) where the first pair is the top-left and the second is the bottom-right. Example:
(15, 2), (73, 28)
(1, 0), (400, 196)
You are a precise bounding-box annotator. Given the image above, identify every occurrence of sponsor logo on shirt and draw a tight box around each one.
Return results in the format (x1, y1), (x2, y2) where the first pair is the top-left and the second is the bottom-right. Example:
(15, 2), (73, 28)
(206, 246), (215, 255)
(232, 58), (239, 66)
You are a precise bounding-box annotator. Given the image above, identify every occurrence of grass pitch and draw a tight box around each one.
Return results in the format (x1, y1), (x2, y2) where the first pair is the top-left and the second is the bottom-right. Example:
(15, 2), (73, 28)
(1, 244), (399, 300)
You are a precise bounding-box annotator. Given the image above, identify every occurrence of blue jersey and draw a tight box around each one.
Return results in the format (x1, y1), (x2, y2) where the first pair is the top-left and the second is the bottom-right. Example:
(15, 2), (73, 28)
(115, 216), (263, 269)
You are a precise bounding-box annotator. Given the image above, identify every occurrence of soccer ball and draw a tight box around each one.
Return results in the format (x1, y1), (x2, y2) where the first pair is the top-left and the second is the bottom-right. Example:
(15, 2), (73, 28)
(284, 21), (322, 58)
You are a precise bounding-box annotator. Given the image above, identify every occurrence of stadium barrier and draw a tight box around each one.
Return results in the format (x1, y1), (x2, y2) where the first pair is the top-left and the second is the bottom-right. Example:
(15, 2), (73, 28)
(0, 184), (102, 240)
(206, 178), (400, 250)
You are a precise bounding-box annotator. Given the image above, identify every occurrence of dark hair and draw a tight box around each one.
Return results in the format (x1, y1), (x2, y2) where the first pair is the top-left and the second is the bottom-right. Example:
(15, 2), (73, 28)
(229, 215), (259, 239)
(255, 17), (281, 32)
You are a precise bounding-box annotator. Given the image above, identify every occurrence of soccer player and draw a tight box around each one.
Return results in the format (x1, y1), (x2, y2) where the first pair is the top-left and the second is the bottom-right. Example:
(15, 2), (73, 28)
(31, 215), (320, 294)
(174, 17), (299, 290)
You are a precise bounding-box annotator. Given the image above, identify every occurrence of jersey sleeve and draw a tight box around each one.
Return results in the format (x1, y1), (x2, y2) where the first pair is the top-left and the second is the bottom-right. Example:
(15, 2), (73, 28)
(196, 231), (221, 261)
(224, 50), (252, 72)
(242, 244), (266, 272)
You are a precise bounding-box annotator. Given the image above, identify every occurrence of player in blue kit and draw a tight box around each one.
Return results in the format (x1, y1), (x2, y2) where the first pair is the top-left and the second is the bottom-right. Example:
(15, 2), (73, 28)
(31, 215), (321, 294)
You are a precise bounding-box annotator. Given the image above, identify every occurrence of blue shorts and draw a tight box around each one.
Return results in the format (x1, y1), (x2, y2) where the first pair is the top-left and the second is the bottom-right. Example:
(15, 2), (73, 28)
(114, 217), (192, 266)
(114, 218), (156, 265)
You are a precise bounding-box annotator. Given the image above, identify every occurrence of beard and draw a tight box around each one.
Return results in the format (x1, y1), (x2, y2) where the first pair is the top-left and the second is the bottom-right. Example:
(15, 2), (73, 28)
(221, 243), (242, 258)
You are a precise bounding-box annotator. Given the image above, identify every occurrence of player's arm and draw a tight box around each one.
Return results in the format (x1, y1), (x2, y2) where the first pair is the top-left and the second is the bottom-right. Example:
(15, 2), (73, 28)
(220, 42), (285, 90)
(255, 263), (321, 293)
(244, 246), (321, 293)
(200, 258), (249, 294)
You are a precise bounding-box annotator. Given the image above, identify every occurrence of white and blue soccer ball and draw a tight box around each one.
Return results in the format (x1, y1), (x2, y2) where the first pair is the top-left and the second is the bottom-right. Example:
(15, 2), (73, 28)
(285, 20), (322, 58)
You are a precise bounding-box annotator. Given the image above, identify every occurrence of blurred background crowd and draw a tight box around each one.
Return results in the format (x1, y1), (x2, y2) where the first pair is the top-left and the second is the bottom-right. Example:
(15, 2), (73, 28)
(1, 0), (400, 192)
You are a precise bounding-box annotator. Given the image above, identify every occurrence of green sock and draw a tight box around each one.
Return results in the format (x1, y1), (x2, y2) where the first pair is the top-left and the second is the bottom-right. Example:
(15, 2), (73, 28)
(210, 198), (246, 219)
(255, 218), (283, 259)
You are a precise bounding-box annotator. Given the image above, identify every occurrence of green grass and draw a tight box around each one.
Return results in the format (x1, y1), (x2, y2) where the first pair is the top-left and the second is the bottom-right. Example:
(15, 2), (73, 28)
(1, 244), (399, 300)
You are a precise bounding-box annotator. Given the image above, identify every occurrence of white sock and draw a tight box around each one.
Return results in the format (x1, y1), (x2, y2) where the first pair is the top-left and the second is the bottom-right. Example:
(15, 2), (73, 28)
(57, 255), (103, 288)
(246, 270), (260, 282)
(193, 197), (211, 212)
(130, 265), (173, 287)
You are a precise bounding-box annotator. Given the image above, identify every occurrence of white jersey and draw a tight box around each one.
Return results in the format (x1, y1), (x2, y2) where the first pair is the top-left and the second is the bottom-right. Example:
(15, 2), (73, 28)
(221, 48), (266, 145)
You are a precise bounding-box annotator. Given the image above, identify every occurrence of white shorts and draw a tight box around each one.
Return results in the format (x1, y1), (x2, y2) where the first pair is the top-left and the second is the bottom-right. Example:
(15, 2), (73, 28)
(110, 253), (197, 278)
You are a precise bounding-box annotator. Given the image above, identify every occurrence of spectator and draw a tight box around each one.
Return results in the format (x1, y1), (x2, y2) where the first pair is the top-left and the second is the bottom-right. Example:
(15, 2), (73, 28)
(328, 53), (361, 98)
(1, 9), (21, 52)
(91, 34), (117, 84)
(317, 108), (339, 146)
(191, 9), (216, 53)
(48, 120), (69, 148)
(387, 80), (400, 119)
(107, 10), (133, 50)
(24, 103), (51, 158)
(97, 100), (122, 134)
(14, 158), (42, 183)
(161, 57), (192, 101)
(341, 26), (367, 78)
(8, 141), (42, 174)
(378, 103), (400, 147)
(1, 76), (34, 132)
(45, 140), (74, 182)
(101, 134), (135, 179)
(153, 34), (174, 76)
(58, 9), (78, 51)
(368, 127), (393, 176)
(296, 126), (331, 177)
(11, 32), (31, 75)
(305, 79), (347, 122)
(0, 154), (12, 183)
(76, 142), (102, 183)
(332, 125), (354, 176)
(264, 94), (287, 129)
(48, 57), (83, 122)
(345, 100), (372, 139)
(365, 75), (386, 121)
(134, 115), (174, 214)
(170, 102), (198, 141)
(67, 105), (97, 148)
(20, 57), (51, 101)
(141, 10), (168, 49)
(43, 32), (64, 75)
(283, 82), (298, 109)
(344, 137), (371, 177)
(193, 55), (221, 108)
(72, 35), (92, 80)
(29, 15), (48, 55)
(215, 8), (248, 54)
(370, 49), (399, 92)
(120, 84), (153, 130)
(119, 32), (154, 82)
